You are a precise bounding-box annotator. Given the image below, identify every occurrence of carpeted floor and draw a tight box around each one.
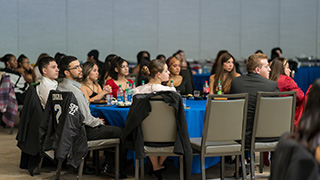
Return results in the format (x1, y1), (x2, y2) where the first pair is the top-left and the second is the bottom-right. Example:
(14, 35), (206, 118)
(0, 127), (270, 180)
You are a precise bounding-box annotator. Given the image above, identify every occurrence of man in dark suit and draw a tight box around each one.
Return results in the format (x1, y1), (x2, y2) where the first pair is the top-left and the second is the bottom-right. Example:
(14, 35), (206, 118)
(229, 53), (279, 175)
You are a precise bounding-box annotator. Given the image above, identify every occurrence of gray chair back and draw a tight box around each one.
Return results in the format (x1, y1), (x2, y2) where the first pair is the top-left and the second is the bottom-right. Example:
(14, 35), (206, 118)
(141, 97), (176, 143)
(202, 93), (248, 143)
(253, 91), (296, 139)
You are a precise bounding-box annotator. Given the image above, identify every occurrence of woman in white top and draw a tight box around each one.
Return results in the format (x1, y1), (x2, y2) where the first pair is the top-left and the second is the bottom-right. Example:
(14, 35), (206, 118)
(133, 59), (175, 95)
(132, 59), (175, 177)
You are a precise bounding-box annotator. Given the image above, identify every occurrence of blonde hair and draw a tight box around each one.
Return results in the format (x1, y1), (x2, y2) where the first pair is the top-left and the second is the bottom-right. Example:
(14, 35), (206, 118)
(246, 53), (268, 73)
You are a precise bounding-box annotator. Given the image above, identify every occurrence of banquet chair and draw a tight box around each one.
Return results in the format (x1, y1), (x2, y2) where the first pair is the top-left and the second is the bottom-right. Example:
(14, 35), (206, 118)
(135, 96), (184, 180)
(76, 138), (120, 180)
(190, 93), (248, 180)
(250, 91), (296, 180)
(39, 138), (120, 180)
(40, 91), (120, 180)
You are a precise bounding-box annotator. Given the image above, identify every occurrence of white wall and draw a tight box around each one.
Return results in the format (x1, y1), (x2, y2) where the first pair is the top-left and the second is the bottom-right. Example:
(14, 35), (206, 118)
(0, 0), (319, 64)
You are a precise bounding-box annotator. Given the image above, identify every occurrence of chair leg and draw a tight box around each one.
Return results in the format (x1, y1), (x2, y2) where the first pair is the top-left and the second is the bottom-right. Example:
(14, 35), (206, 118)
(250, 151), (255, 180)
(35, 156), (43, 175)
(93, 150), (100, 175)
(259, 152), (264, 173)
(179, 155), (184, 180)
(135, 159), (139, 180)
(220, 156), (225, 180)
(55, 160), (63, 180)
(240, 154), (246, 180)
(200, 153), (206, 180)
(115, 144), (119, 180)
(141, 158), (144, 180)
(10, 126), (14, 134)
(235, 155), (239, 179)
(77, 157), (85, 180)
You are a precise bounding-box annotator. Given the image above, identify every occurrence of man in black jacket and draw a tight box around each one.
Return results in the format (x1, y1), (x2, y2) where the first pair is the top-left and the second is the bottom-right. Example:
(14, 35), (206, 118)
(229, 53), (279, 175)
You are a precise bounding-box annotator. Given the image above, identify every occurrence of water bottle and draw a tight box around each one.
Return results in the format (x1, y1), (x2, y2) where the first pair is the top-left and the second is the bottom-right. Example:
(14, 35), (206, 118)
(141, 80), (145, 86)
(216, 80), (223, 95)
(203, 80), (209, 96)
(127, 84), (133, 102)
(124, 89), (128, 102)
(117, 85), (124, 104)
(132, 82), (136, 89)
(170, 80), (174, 88)
(203, 64), (208, 74)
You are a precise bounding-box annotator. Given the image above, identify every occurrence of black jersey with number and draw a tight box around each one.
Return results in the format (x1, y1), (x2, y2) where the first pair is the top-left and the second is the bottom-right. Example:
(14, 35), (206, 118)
(40, 90), (88, 168)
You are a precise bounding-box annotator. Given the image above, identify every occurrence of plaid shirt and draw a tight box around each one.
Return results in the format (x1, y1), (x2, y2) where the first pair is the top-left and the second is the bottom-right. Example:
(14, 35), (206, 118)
(0, 73), (18, 127)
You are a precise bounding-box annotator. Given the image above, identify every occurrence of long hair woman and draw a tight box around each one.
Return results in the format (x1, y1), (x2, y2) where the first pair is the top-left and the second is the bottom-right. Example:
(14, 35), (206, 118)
(209, 52), (240, 94)
(270, 57), (305, 126)
(80, 61), (111, 102)
(105, 56), (133, 98)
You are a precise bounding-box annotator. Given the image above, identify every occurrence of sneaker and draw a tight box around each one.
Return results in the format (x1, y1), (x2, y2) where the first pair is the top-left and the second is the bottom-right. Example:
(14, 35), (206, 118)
(102, 163), (127, 179)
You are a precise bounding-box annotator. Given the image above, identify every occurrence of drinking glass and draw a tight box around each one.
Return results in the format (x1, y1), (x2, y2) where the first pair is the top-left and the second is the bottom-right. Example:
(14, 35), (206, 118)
(194, 90), (200, 97)
(182, 97), (187, 109)
(106, 94), (113, 105)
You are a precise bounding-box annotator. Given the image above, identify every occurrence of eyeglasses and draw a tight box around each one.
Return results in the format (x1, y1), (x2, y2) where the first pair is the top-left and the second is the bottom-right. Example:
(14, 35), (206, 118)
(68, 64), (82, 70)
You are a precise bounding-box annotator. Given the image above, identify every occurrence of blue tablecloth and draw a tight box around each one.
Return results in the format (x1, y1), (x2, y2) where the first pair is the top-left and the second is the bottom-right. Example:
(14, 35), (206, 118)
(90, 99), (220, 173)
(192, 73), (211, 90)
(294, 66), (320, 93)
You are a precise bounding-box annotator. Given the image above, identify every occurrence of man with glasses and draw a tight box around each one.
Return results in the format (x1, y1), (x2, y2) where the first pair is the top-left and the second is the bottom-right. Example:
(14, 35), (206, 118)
(58, 56), (126, 177)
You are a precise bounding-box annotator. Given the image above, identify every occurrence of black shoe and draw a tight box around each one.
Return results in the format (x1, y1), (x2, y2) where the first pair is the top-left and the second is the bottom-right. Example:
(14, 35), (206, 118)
(153, 169), (163, 180)
(148, 168), (165, 180)
(233, 165), (249, 178)
(102, 163), (127, 179)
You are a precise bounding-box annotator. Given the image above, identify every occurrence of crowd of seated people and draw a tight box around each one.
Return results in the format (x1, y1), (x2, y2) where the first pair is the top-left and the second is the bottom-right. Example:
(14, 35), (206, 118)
(2, 47), (320, 179)
(0, 54), (29, 105)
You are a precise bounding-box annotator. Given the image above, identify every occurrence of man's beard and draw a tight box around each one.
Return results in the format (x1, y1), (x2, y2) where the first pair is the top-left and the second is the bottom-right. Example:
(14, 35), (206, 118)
(70, 73), (82, 81)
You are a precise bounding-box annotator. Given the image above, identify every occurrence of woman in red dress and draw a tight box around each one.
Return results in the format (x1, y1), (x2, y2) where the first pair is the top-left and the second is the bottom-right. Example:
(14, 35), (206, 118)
(105, 56), (133, 98)
(270, 57), (305, 122)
